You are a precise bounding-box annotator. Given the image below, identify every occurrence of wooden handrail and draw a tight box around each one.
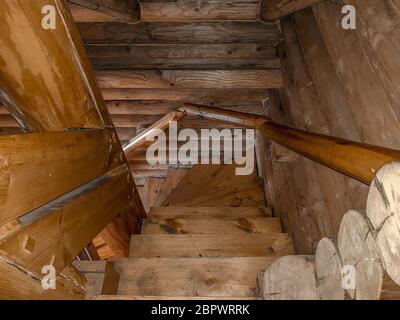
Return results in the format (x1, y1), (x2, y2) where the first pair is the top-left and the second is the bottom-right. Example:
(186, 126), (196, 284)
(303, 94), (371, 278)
(179, 103), (400, 185)
(123, 111), (187, 154)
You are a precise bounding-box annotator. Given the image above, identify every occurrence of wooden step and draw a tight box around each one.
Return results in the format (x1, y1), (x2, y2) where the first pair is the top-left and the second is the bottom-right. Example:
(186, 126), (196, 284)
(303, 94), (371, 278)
(95, 295), (260, 300)
(130, 234), (294, 258)
(141, 217), (282, 234)
(115, 257), (276, 297)
(149, 207), (272, 219)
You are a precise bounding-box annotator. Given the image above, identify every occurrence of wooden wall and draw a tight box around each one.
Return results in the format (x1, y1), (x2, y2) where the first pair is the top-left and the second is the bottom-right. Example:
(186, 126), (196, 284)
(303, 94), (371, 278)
(266, 0), (400, 254)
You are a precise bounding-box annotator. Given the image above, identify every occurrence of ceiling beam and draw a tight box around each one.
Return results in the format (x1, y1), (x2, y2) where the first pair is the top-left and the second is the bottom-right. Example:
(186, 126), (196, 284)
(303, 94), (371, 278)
(259, 0), (324, 21)
(68, 0), (140, 23)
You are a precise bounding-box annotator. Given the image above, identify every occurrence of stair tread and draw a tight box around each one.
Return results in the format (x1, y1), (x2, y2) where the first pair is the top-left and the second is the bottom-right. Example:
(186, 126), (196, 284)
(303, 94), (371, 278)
(115, 257), (275, 297)
(142, 217), (282, 234)
(149, 206), (272, 218)
(95, 295), (260, 300)
(130, 233), (294, 258)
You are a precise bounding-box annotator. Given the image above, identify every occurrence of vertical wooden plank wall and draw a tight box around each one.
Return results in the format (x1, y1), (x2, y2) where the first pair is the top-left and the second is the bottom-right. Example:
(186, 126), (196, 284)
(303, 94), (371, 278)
(267, 0), (400, 254)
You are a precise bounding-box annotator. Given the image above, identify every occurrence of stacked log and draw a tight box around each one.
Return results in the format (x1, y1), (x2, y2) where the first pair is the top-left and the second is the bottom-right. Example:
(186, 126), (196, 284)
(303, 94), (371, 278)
(366, 162), (400, 286)
(338, 210), (383, 300)
(315, 238), (344, 300)
(258, 255), (318, 300)
(258, 163), (400, 300)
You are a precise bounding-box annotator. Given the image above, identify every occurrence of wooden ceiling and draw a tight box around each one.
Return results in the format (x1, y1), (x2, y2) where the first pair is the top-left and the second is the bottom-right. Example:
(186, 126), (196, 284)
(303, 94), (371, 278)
(0, 0), (283, 186)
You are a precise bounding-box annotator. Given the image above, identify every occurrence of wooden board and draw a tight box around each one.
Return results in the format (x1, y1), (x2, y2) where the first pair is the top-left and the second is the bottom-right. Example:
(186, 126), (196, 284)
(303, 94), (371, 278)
(73, 260), (120, 299)
(68, 0), (140, 23)
(0, 165), (132, 277)
(96, 70), (283, 89)
(87, 43), (279, 70)
(164, 165), (266, 207)
(130, 233), (294, 258)
(106, 100), (266, 117)
(260, 0), (323, 21)
(149, 207), (272, 219)
(68, 2), (116, 22)
(141, 217), (282, 234)
(0, 0), (109, 131)
(115, 257), (277, 297)
(0, 258), (85, 300)
(140, 0), (260, 21)
(77, 21), (281, 44)
(0, 130), (122, 225)
(101, 88), (270, 103)
(95, 295), (259, 300)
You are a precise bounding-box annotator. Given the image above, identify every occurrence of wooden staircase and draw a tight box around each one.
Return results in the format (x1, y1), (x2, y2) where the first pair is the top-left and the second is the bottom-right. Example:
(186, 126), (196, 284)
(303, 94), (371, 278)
(89, 164), (295, 300)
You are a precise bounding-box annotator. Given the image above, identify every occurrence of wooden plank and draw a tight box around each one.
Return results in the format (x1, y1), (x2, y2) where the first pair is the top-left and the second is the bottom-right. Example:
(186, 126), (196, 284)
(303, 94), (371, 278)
(312, 1), (400, 150)
(0, 165), (133, 277)
(141, 217), (282, 234)
(96, 70), (283, 89)
(164, 165), (266, 207)
(340, 0), (400, 124)
(68, 0), (140, 23)
(130, 233), (294, 258)
(95, 295), (259, 300)
(115, 257), (277, 297)
(149, 207), (272, 219)
(73, 260), (120, 299)
(107, 100), (266, 116)
(0, 1), (145, 259)
(141, 0), (260, 21)
(101, 88), (270, 102)
(123, 111), (186, 153)
(68, 2), (116, 22)
(0, 0), (111, 131)
(0, 130), (122, 225)
(259, 0), (323, 21)
(0, 258), (85, 300)
(77, 21), (281, 44)
(87, 43), (280, 70)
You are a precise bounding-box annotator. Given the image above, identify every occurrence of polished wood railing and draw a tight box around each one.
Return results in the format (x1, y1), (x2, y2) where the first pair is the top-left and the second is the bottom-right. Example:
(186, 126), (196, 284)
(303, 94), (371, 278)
(178, 103), (400, 185)
(124, 102), (400, 185)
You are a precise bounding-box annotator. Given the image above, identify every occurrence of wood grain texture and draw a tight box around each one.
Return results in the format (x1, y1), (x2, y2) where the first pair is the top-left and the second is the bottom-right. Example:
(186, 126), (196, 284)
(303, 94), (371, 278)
(68, 0), (140, 23)
(115, 257), (277, 297)
(340, 0), (400, 121)
(258, 255), (318, 300)
(77, 21), (281, 44)
(0, 258), (85, 300)
(95, 295), (259, 300)
(0, 130), (121, 225)
(87, 43), (280, 70)
(315, 238), (344, 300)
(259, 0), (323, 21)
(142, 217), (282, 234)
(0, 165), (133, 278)
(101, 88), (269, 103)
(366, 162), (400, 287)
(149, 206), (272, 219)
(96, 70), (283, 89)
(0, 0), (110, 131)
(313, 1), (400, 150)
(338, 209), (383, 300)
(130, 233), (294, 258)
(164, 165), (266, 207)
(68, 2), (116, 22)
(141, 0), (260, 21)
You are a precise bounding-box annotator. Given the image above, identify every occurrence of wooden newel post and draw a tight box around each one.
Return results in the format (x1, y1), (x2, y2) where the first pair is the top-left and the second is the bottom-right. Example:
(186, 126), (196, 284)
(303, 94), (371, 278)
(179, 103), (400, 185)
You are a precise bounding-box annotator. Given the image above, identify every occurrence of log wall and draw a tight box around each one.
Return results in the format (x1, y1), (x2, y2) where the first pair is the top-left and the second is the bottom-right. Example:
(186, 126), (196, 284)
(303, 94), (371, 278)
(267, 1), (400, 254)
